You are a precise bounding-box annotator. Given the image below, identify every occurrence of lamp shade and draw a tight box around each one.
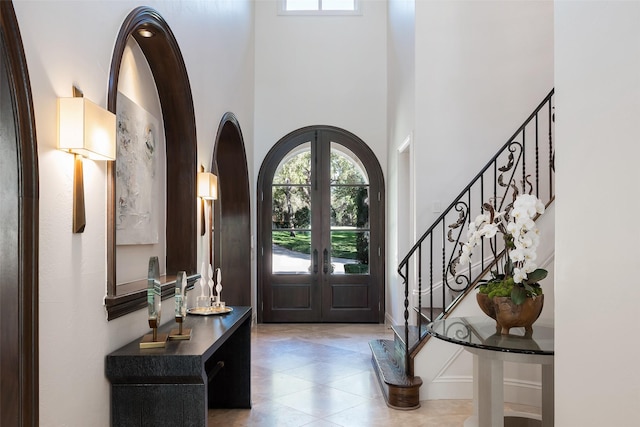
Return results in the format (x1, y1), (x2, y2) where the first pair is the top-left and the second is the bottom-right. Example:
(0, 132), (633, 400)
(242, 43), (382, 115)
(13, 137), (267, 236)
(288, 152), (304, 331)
(197, 172), (218, 200)
(58, 97), (116, 161)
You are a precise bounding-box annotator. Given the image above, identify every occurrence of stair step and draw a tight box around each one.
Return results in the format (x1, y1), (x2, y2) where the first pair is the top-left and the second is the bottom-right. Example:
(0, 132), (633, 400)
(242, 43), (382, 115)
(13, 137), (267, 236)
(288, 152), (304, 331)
(369, 339), (422, 410)
(417, 306), (444, 322)
(391, 324), (428, 351)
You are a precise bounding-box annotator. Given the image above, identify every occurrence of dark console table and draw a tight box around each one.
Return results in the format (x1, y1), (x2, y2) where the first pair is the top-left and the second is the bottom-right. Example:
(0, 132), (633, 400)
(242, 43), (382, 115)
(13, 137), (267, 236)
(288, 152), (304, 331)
(106, 306), (252, 426)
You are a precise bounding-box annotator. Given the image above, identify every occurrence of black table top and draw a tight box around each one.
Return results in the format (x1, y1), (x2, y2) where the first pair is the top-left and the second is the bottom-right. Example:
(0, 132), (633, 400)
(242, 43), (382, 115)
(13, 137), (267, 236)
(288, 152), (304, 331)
(427, 316), (554, 355)
(106, 306), (251, 380)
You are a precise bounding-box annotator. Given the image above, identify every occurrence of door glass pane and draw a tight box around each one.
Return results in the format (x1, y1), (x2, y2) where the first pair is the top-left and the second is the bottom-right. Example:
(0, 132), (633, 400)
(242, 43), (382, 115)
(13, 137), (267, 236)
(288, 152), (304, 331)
(273, 143), (311, 185)
(272, 230), (312, 274)
(331, 231), (369, 275)
(330, 186), (368, 228)
(272, 144), (312, 274)
(329, 143), (369, 275)
(272, 186), (311, 230)
(330, 143), (368, 185)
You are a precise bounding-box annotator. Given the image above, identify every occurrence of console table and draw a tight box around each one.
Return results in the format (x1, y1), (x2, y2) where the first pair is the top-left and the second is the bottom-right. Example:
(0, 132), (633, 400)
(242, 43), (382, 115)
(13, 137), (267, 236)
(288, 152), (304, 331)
(106, 306), (252, 426)
(427, 316), (554, 427)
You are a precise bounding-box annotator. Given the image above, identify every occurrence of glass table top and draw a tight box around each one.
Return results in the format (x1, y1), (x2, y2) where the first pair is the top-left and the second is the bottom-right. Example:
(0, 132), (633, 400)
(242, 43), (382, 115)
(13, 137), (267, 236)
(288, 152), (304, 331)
(427, 316), (554, 355)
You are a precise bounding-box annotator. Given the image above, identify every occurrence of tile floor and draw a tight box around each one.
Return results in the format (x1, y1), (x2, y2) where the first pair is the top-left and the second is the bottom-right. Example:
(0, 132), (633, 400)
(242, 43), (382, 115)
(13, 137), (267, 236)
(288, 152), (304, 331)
(207, 323), (537, 426)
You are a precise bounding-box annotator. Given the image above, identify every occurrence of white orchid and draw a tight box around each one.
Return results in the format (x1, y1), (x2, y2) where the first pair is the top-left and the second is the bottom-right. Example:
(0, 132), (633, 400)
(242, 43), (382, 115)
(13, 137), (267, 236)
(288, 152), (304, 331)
(480, 223), (500, 238)
(456, 190), (548, 305)
(513, 268), (527, 284)
(509, 247), (526, 262)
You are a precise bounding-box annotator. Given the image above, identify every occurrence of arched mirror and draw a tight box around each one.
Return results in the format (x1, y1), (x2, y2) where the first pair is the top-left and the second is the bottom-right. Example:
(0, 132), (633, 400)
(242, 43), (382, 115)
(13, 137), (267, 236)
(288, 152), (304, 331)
(211, 112), (252, 307)
(105, 7), (198, 320)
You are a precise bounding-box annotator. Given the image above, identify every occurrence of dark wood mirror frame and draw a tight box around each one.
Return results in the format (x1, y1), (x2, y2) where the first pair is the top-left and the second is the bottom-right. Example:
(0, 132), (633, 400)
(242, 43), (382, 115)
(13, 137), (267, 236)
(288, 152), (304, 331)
(211, 112), (252, 307)
(1, 1), (39, 423)
(105, 6), (198, 320)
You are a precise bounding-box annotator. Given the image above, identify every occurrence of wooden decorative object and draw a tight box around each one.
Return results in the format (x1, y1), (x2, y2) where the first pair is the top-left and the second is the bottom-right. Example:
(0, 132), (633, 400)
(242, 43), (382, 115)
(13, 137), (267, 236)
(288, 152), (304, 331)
(477, 293), (544, 335)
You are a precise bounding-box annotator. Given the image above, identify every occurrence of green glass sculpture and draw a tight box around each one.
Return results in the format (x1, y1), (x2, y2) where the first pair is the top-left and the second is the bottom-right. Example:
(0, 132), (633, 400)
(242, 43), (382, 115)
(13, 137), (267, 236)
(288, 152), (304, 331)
(169, 271), (191, 340)
(140, 256), (168, 348)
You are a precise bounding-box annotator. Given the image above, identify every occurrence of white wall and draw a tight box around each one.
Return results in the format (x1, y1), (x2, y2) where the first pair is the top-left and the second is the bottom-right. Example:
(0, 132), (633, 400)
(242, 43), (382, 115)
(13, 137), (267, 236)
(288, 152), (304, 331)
(385, 0), (554, 324)
(12, 1), (254, 425)
(414, 0), (554, 229)
(555, 1), (640, 425)
(386, 0), (415, 323)
(253, 0), (388, 179)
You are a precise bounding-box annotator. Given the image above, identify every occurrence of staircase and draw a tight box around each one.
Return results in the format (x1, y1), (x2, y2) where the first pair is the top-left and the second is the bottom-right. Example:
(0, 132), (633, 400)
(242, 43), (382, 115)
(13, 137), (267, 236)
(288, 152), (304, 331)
(370, 89), (555, 409)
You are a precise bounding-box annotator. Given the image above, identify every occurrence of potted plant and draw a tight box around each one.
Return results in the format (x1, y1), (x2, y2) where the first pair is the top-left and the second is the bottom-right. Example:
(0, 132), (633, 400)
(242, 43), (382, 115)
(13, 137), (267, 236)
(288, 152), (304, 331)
(457, 187), (547, 335)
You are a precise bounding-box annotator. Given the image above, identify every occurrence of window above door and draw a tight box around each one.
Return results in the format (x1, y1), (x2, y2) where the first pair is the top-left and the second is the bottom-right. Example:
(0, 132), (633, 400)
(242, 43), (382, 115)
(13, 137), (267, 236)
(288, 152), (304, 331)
(278, 0), (361, 16)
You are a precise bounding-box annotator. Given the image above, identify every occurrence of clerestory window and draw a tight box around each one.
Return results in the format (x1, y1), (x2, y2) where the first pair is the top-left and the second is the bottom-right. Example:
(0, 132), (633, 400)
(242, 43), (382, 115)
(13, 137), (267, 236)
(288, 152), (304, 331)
(279, 0), (361, 15)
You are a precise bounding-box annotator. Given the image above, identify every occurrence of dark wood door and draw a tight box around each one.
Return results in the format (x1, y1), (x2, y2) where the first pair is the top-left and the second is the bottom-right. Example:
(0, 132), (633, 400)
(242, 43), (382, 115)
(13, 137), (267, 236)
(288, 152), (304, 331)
(259, 127), (384, 323)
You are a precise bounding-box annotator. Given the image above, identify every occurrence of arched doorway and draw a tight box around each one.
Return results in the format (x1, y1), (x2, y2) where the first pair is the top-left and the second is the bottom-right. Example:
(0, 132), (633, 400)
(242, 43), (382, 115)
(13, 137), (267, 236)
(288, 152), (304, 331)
(211, 112), (251, 306)
(0, 2), (39, 424)
(258, 126), (385, 323)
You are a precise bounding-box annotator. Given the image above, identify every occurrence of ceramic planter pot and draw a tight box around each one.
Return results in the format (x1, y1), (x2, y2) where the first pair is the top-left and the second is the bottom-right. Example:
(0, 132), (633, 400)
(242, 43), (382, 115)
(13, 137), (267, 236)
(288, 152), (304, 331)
(477, 292), (544, 336)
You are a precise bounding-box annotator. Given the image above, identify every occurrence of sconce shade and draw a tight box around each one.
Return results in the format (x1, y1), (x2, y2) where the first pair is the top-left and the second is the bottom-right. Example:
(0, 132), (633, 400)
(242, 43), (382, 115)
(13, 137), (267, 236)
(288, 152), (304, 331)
(197, 172), (218, 200)
(58, 97), (116, 161)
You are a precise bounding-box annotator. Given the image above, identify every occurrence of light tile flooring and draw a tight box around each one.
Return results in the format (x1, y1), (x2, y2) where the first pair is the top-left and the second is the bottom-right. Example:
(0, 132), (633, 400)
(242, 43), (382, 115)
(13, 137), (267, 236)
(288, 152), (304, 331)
(208, 323), (537, 426)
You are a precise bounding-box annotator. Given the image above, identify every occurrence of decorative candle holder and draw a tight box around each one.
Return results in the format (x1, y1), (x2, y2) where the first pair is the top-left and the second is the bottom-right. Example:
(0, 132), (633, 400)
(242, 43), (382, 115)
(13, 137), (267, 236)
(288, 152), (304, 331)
(140, 256), (168, 348)
(196, 261), (210, 308)
(169, 271), (191, 340)
(214, 268), (224, 308)
(207, 264), (215, 306)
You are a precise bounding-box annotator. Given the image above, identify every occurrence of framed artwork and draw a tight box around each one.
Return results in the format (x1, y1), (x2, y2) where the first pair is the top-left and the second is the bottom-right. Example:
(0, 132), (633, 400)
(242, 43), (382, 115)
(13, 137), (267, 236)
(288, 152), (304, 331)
(115, 92), (160, 245)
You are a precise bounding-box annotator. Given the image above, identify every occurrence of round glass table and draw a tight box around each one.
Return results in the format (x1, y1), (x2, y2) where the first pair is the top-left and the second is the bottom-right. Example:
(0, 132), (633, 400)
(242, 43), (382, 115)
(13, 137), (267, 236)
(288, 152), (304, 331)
(427, 317), (554, 427)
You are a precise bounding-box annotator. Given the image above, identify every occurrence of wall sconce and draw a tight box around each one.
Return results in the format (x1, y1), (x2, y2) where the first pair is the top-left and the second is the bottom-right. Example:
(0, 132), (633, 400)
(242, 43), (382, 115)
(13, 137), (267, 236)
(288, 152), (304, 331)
(58, 87), (116, 233)
(197, 167), (218, 236)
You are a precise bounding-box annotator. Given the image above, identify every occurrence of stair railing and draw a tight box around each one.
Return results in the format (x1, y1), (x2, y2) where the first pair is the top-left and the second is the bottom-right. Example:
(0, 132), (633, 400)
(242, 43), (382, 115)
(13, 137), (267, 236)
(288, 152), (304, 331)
(398, 89), (555, 373)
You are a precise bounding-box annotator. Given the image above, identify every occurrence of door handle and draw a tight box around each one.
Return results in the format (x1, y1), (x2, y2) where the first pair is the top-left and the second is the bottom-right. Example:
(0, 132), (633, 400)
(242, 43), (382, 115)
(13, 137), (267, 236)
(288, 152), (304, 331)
(313, 249), (318, 274)
(323, 249), (329, 274)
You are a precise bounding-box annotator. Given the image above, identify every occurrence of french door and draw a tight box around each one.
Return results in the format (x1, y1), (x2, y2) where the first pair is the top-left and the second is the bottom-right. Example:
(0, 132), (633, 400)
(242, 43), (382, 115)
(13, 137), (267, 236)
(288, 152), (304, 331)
(258, 127), (384, 323)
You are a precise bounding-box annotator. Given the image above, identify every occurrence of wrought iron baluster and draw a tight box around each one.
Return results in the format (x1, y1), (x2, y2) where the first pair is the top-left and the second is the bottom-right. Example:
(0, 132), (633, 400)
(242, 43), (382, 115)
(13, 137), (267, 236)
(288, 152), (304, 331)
(418, 243), (423, 322)
(441, 223), (446, 313)
(549, 94), (554, 200)
(535, 113), (540, 197)
(429, 233), (433, 321)
(403, 260), (409, 372)
(522, 126), (527, 191)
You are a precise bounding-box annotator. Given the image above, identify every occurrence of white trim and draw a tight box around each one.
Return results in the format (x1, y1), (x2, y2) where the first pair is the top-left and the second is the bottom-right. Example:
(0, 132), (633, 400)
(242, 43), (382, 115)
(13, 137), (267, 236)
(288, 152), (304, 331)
(385, 311), (396, 326)
(397, 132), (412, 153)
(278, 0), (362, 16)
(396, 132), (417, 311)
(432, 346), (469, 383)
(504, 378), (542, 391)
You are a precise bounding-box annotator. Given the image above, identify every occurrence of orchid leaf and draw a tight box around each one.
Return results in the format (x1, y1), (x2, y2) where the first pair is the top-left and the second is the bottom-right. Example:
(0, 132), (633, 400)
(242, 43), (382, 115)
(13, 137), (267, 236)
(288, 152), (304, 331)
(525, 268), (547, 284)
(510, 286), (527, 305)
